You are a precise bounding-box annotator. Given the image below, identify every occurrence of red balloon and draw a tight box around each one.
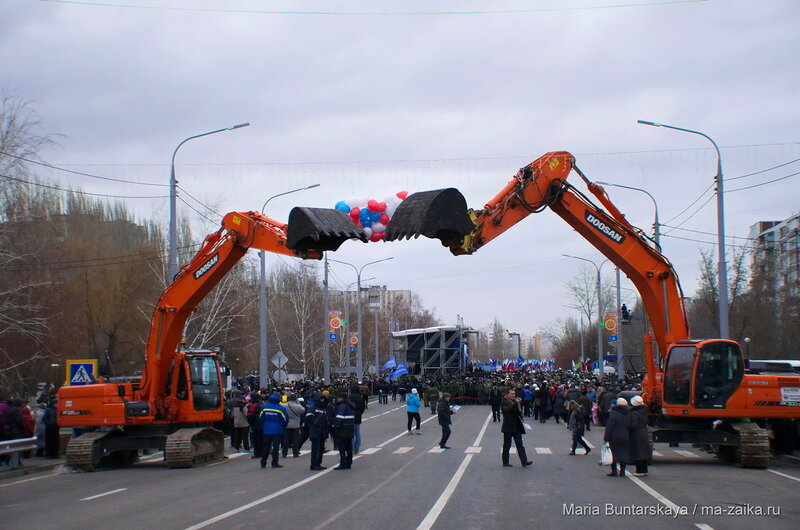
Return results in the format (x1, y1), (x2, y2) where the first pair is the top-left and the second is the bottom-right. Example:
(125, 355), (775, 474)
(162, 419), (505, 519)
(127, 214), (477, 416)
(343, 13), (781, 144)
(350, 207), (360, 220)
(396, 191), (408, 200)
(367, 199), (381, 212)
(370, 231), (384, 242)
(377, 201), (387, 212)
(379, 213), (390, 225)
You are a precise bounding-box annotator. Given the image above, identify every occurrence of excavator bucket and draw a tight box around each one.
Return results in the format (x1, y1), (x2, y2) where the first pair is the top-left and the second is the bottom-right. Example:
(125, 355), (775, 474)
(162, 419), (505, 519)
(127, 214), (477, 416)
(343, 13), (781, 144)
(287, 207), (368, 251)
(384, 188), (475, 246)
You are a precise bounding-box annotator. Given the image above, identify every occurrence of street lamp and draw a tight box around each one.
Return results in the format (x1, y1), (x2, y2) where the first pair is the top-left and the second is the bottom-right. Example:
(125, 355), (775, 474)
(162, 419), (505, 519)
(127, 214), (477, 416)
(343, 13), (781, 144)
(168, 122), (250, 282)
(259, 183), (321, 387)
(637, 120), (728, 339)
(329, 257), (394, 380)
(563, 254), (610, 369)
(595, 181), (660, 249)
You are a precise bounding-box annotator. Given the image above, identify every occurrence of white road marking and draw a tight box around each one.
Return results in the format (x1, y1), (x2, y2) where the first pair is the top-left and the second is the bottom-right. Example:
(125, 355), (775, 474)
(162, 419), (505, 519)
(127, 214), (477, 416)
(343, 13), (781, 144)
(139, 452), (164, 462)
(582, 437), (595, 449)
(471, 413), (493, 447)
(0, 471), (60, 489)
(376, 415), (438, 448)
(359, 447), (381, 455)
(227, 452), (249, 459)
(627, 475), (683, 515)
(695, 524), (715, 530)
(416, 454), (474, 530)
(81, 488), (127, 501)
(674, 450), (700, 458)
(768, 469), (800, 483)
(465, 446), (482, 454)
(393, 447), (413, 454)
(324, 450), (338, 456)
(428, 447), (445, 453)
(535, 447), (552, 454)
(184, 414), (436, 530)
(362, 404), (405, 421)
(652, 450), (664, 457)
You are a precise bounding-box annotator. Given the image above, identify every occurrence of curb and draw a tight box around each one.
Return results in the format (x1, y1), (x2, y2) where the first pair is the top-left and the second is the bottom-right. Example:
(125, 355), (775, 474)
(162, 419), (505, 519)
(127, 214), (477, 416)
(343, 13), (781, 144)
(0, 460), (66, 481)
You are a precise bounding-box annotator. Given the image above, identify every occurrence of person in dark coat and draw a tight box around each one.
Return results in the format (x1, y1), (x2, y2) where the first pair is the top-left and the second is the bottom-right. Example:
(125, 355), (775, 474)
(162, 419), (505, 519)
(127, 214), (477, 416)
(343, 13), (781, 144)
(577, 389), (592, 431)
(488, 386), (502, 422)
(603, 397), (632, 476)
(348, 385), (366, 453)
(437, 393), (454, 449)
(6, 399), (26, 469)
(333, 392), (355, 470)
(307, 392), (329, 470)
(500, 388), (532, 467)
(44, 400), (60, 459)
(553, 388), (567, 424)
(568, 401), (591, 455)
(628, 395), (651, 476)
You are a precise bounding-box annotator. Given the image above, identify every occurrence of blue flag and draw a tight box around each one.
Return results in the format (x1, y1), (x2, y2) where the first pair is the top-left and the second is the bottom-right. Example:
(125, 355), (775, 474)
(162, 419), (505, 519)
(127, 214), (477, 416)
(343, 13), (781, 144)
(515, 354), (525, 367)
(391, 362), (409, 379)
(381, 356), (397, 371)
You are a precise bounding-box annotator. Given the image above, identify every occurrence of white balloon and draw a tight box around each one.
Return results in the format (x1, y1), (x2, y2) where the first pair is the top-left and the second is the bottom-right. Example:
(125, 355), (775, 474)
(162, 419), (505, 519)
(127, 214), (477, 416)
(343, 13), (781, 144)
(372, 222), (385, 233)
(363, 226), (373, 237)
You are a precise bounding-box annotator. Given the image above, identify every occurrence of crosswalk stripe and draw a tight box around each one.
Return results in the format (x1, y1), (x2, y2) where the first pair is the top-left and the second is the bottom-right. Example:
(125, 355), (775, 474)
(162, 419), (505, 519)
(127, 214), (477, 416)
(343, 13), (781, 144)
(324, 450), (338, 456)
(393, 447), (413, 454)
(428, 447), (446, 453)
(465, 446), (482, 454)
(227, 452), (249, 459)
(673, 449), (700, 458)
(535, 447), (552, 454)
(359, 447), (381, 455)
(652, 450), (664, 457)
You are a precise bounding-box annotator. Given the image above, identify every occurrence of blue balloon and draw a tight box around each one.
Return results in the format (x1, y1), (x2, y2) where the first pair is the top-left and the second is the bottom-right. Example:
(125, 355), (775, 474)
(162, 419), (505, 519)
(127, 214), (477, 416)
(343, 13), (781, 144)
(362, 217), (373, 227)
(360, 207), (370, 219)
(335, 202), (350, 214)
(370, 211), (381, 223)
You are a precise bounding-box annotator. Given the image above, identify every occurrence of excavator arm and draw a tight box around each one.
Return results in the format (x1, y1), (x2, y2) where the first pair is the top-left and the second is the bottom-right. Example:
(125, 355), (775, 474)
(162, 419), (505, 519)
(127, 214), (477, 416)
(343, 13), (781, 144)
(138, 207), (365, 415)
(386, 151), (689, 365)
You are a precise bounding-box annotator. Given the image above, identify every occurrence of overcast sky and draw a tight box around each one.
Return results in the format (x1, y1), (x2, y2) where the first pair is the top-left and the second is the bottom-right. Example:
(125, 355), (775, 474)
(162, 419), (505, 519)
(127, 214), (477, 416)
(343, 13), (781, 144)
(2, 0), (799, 347)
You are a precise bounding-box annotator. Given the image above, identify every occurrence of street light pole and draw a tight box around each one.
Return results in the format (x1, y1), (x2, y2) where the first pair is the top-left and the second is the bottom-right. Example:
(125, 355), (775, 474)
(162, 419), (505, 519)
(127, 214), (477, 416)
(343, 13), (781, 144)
(563, 254), (609, 366)
(638, 120), (728, 339)
(595, 181), (661, 249)
(169, 122), (249, 282)
(330, 257), (394, 380)
(259, 183), (320, 388)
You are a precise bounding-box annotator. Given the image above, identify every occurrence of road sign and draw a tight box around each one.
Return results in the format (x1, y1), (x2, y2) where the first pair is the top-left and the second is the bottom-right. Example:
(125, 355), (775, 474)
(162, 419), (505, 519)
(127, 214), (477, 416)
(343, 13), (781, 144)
(604, 314), (618, 333)
(66, 359), (98, 386)
(349, 347), (356, 352)
(329, 333), (338, 340)
(349, 332), (358, 346)
(329, 311), (342, 332)
(272, 351), (288, 368)
(609, 334), (618, 342)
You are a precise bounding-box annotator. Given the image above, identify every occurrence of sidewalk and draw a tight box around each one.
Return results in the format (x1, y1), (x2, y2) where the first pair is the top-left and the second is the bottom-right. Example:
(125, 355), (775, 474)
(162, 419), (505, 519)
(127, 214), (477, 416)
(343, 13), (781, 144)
(0, 455), (66, 481)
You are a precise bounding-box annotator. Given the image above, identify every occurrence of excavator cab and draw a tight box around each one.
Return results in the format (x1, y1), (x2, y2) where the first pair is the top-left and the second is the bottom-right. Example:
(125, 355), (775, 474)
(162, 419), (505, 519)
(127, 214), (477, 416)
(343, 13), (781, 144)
(384, 188), (475, 247)
(662, 339), (744, 409)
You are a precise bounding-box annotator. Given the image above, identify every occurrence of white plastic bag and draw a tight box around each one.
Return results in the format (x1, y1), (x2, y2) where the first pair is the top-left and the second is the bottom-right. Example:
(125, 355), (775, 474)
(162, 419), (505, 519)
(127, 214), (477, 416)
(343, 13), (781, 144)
(598, 442), (612, 466)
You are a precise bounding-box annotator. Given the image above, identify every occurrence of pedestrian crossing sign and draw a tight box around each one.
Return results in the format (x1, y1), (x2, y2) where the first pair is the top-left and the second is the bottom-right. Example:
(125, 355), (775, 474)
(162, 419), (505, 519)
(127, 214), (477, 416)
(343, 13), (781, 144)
(66, 359), (98, 386)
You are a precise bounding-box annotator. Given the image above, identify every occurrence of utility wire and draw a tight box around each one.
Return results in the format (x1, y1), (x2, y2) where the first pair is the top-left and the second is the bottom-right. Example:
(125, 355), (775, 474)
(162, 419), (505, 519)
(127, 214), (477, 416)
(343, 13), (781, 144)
(177, 185), (225, 219)
(41, 0), (707, 17)
(726, 169), (800, 192)
(1, 173), (168, 199)
(177, 196), (219, 225)
(661, 224), (756, 241)
(0, 150), (168, 187)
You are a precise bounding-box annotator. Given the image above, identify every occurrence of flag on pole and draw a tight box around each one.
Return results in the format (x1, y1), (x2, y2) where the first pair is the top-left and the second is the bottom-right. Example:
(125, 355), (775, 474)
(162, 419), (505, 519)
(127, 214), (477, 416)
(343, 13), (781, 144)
(381, 356), (397, 371)
(390, 362), (409, 379)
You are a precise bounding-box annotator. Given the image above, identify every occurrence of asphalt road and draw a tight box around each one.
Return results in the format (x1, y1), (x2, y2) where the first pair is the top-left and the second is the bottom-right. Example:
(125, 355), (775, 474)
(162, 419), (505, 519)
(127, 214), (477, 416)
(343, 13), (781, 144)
(2, 401), (799, 530)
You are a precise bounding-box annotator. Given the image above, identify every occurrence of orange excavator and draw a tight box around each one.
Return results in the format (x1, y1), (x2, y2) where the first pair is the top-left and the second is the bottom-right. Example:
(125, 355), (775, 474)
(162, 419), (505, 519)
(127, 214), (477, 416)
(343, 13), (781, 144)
(386, 151), (800, 467)
(58, 207), (364, 470)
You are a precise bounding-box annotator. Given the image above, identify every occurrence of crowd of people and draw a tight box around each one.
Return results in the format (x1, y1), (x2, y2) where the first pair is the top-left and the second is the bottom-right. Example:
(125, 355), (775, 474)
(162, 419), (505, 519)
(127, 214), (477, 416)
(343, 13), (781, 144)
(0, 392), (60, 469)
(220, 367), (651, 474)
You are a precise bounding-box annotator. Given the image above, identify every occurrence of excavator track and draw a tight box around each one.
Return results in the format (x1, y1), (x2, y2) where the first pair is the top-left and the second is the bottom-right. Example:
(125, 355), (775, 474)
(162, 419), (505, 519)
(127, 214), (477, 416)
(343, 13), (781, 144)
(164, 427), (224, 468)
(732, 423), (770, 469)
(65, 431), (111, 471)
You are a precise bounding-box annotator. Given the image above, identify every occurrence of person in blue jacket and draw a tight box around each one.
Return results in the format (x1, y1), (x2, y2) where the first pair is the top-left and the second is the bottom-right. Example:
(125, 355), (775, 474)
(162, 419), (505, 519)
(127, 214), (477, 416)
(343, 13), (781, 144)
(259, 393), (288, 469)
(406, 388), (422, 434)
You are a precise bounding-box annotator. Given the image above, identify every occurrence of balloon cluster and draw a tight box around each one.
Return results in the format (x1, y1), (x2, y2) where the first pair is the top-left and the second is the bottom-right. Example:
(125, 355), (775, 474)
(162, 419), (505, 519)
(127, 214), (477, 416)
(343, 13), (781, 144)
(334, 191), (409, 242)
